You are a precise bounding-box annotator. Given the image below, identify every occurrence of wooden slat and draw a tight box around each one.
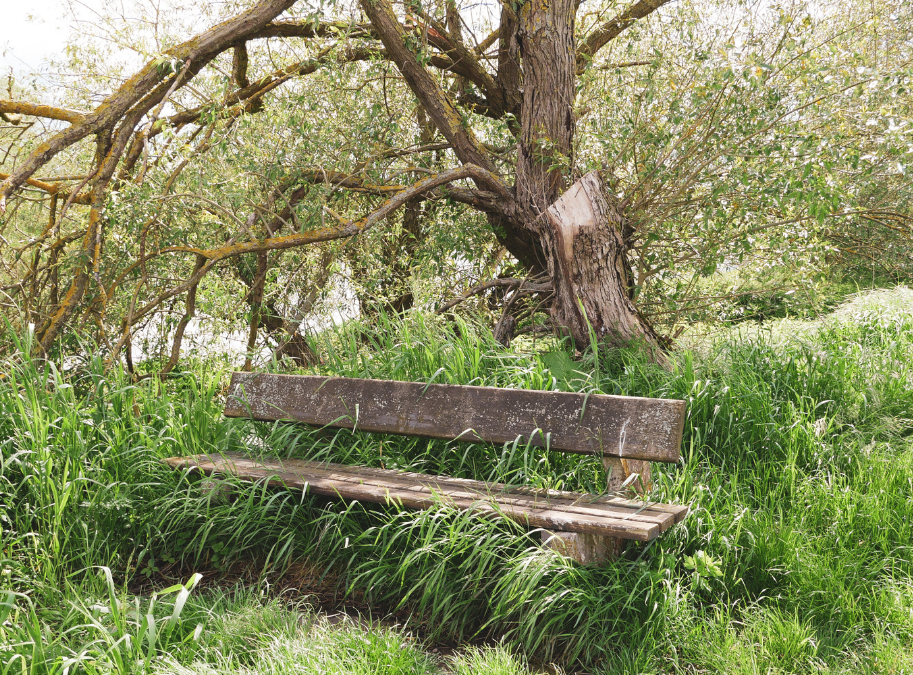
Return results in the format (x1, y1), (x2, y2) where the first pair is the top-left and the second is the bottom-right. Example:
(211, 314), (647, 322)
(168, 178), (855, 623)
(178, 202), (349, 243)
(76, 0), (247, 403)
(345, 466), (688, 523)
(165, 453), (689, 541)
(294, 461), (681, 526)
(254, 461), (673, 527)
(223, 374), (685, 463)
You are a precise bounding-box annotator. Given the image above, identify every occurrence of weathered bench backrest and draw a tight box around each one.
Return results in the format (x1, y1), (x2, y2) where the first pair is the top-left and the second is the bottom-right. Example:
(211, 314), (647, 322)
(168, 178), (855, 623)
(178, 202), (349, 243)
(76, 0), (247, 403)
(224, 373), (686, 463)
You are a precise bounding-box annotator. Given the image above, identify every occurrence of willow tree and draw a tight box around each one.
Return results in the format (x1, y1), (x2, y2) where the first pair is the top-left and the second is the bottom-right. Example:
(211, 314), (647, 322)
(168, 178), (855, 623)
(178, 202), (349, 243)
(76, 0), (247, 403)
(0, 0), (671, 358)
(4, 0), (911, 361)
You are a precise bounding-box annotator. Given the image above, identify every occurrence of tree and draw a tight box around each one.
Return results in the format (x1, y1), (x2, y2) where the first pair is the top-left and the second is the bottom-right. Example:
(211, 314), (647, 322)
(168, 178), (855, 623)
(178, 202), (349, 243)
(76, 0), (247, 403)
(0, 0), (910, 363)
(0, 0), (674, 359)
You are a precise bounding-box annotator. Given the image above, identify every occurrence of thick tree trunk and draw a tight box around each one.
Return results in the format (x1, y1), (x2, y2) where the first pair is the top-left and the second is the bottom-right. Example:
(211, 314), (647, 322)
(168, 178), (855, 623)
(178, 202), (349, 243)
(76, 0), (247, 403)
(515, 0), (576, 217)
(504, 0), (664, 361)
(542, 172), (666, 361)
(355, 0), (666, 360)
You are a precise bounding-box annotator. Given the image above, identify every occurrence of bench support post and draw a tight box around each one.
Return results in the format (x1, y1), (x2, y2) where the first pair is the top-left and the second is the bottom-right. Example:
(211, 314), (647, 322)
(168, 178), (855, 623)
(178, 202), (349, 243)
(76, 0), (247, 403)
(541, 457), (652, 565)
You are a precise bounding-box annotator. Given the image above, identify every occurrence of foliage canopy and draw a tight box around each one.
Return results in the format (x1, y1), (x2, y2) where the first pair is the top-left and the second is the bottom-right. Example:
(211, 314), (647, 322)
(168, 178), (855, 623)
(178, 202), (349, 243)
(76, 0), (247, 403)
(0, 0), (910, 366)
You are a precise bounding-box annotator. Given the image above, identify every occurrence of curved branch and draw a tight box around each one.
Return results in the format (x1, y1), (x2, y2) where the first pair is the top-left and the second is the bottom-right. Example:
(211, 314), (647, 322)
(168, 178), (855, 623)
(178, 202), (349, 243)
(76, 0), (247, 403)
(576, 0), (672, 72)
(95, 163), (496, 308)
(122, 166), (502, 327)
(121, 45), (378, 177)
(0, 100), (88, 125)
(0, 0), (296, 209)
(163, 165), (511, 261)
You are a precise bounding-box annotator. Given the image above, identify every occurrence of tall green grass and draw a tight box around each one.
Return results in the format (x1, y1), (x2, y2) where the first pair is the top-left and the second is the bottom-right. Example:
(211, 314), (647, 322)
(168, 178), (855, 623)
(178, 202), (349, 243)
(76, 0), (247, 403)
(1, 290), (912, 672)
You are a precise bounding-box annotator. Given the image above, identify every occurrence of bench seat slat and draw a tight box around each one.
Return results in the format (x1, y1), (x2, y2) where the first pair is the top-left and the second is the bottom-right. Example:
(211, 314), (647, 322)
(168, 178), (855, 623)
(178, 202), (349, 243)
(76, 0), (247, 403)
(165, 453), (688, 541)
(224, 374), (686, 463)
(344, 465), (688, 523)
(249, 461), (674, 527)
(291, 461), (682, 526)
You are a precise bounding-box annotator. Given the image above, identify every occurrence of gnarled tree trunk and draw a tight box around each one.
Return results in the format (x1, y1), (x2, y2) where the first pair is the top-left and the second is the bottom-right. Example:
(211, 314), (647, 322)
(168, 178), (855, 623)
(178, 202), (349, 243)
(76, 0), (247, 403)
(501, 0), (664, 360)
(541, 172), (666, 360)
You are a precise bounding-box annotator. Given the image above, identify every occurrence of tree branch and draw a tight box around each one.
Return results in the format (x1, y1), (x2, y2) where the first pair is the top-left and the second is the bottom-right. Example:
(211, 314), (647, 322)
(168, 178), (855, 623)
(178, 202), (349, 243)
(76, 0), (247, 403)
(94, 162), (501, 311)
(436, 186), (504, 212)
(120, 45), (378, 177)
(0, 100), (88, 124)
(409, 8), (505, 113)
(232, 42), (252, 88)
(0, 0), (297, 210)
(251, 19), (374, 40)
(357, 0), (499, 179)
(163, 165), (509, 261)
(0, 172), (92, 205)
(119, 165), (502, 328)
(576, 0), (673, 72)
(252, 18), (494, 92)
(476, 28), (500, 54)
(437, 275), (552, 313)
(160, 254), (205, 375)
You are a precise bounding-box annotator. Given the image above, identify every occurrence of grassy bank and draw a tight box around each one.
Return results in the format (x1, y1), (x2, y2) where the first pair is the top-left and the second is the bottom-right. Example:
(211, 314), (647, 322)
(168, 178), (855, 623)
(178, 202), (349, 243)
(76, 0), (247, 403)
(2, 288), (913, 673)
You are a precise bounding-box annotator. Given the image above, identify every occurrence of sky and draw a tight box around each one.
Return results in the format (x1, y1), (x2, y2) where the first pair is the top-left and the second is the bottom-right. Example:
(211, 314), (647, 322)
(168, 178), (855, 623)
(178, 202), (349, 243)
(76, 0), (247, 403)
(0, 0), (75, 76)
(0, 0), (502, 80)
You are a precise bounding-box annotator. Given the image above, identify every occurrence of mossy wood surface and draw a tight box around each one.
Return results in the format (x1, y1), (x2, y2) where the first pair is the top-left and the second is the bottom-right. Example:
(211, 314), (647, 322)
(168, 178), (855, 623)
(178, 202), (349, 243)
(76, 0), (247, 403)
(223, 373), (686, 462)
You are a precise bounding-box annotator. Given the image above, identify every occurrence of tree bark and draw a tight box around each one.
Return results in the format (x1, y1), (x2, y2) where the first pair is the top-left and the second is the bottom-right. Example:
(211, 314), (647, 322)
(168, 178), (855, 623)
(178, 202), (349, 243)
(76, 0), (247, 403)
(515, 0), (576, 217)
(504, 0), (664, 360)
(543, 172), (666, 360)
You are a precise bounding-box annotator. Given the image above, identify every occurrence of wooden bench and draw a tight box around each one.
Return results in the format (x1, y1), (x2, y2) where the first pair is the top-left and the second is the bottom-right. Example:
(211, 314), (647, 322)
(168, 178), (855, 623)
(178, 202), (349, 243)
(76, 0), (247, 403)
(165, 373), (689, 564)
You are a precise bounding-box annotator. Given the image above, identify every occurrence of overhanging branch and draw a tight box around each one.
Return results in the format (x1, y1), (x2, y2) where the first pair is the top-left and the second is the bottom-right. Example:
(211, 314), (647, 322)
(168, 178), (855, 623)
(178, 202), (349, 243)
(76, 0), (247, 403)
(0, 0), (297, 210)
(0, 100), (88, 125)
(576, 0), (672, 72)
(163, 165), (510, 261)
(121, 45), (378, 176)
(116, 165), (505, 327)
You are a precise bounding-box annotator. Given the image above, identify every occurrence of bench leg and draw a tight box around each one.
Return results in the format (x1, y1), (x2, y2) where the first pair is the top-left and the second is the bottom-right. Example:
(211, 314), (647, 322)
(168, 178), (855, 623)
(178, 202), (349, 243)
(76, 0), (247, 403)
(200, 477), (235, 504)
(540, 457), (652, 565)
(540, 530), (622, 562)
(604, 456), (652, 494)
